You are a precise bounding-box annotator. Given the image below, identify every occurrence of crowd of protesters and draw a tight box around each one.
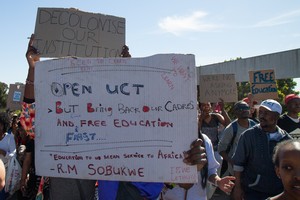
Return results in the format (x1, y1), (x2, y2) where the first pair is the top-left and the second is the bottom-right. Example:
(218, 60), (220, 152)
(0, 34), (299, 200)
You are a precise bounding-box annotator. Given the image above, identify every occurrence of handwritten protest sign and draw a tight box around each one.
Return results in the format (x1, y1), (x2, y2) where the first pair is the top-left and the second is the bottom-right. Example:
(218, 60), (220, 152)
(6, 84), (25, 111)
(199, 74), (237, 103)
(35, 54), (198, 183)
(249, 69), (278, 100)
(33, 8), (125, 58)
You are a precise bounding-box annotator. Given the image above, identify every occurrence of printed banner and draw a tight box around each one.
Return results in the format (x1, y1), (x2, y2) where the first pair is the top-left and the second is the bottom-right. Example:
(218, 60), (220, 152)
(35, 54), (198, 183)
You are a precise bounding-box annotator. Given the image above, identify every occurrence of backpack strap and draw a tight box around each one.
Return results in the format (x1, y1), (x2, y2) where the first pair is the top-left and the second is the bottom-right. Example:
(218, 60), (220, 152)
(230, 120), (238, 147)
(231, 118), (256, 142)
(225, 120), (238, 153)
(229, 119), (256, 150)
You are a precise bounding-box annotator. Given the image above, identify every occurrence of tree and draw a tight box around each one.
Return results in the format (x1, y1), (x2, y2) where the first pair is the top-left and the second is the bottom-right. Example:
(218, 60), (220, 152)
(0, 82), (8, 110)
(276, 78), (298, 100)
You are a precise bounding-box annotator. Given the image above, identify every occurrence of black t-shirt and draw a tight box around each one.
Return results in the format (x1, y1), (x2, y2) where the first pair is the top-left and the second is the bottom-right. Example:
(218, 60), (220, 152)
(201, 113), (220, 150)
(277, 114), (300, 133)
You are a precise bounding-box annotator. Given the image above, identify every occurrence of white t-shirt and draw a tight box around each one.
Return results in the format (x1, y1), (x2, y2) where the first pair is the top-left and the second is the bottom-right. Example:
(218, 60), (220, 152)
(0, 133), (16, 166)
(161, 134), (219, 200)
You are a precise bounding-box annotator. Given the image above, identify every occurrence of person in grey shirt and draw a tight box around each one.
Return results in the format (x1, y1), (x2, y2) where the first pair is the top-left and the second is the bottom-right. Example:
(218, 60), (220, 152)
(218, 101), (256, 175)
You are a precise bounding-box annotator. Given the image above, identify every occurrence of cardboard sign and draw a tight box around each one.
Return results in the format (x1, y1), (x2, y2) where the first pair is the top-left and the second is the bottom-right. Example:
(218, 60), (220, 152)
(199, 74), (237, 103)
(6, 84), (25, 111)
(34, 8), (125, 58)
(249, 69), (278, 100)
(34, 54), (198, 183)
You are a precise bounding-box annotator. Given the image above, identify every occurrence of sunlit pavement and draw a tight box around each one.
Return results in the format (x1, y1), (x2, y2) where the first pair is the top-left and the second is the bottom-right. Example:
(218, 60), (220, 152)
(210, 188), (231, 200)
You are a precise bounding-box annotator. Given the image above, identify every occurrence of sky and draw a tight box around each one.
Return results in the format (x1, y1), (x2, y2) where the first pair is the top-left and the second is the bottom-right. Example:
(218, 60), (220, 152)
(1, 0), (300, 91)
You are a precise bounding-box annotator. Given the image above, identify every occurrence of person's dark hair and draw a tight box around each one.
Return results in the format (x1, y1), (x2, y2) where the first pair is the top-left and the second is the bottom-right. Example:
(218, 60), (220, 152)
(273, 139), (298, 167)
(233, 101), (249, 111)
(12, 114), (18, 122)
(0, 112), (10, 133)
(120, 45), (131, 58)
(198, 131), (208, 188)
(17, 121), (23, 129)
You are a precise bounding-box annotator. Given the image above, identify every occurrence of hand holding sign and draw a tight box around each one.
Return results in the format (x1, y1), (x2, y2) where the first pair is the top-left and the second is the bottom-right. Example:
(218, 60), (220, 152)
(26, 34), (40, 68)
(183, 139), (207, 170)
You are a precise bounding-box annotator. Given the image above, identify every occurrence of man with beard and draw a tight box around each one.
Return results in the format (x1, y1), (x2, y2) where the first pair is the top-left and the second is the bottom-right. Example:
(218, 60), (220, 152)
(218, 101), (256, 176)
(232, 99), (292, 200)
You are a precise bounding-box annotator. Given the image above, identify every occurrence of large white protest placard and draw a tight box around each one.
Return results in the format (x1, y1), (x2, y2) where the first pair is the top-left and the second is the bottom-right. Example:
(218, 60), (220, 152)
(35, 54), (198, 183)
(34, 8), (125, 58)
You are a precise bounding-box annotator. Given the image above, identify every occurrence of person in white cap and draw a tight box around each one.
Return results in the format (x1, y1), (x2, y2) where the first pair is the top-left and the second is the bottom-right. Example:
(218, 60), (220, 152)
(231, 99), (292, 200)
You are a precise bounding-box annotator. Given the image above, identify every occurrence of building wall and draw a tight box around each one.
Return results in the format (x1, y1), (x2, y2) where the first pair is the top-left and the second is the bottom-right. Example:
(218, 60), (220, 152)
(197, 48), (300, 84)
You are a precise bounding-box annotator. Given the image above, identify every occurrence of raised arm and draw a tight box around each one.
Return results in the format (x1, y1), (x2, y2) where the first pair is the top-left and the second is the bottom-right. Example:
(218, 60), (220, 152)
(218, 98), (231, 126)
(24, 34), (40, 100)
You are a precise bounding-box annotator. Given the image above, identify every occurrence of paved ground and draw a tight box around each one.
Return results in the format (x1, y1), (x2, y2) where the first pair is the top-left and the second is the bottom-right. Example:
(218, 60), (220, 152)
(210, 188), (231, 200)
